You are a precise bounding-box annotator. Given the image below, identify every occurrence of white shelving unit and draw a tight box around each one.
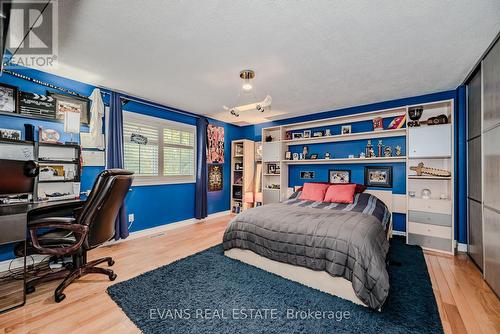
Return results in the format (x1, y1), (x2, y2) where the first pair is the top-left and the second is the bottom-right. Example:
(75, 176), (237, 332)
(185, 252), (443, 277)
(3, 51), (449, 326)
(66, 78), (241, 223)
(261, 106), (408, 204)
(261, 99), (455, 254)
(406, 101), (454, 254)
(230, 139), (255, 213)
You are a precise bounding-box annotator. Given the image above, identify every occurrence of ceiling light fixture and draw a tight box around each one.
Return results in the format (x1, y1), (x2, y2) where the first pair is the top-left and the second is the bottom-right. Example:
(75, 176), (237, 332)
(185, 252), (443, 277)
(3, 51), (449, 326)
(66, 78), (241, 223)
(223, 69), (271, 117)
(240, 69), (255, 93)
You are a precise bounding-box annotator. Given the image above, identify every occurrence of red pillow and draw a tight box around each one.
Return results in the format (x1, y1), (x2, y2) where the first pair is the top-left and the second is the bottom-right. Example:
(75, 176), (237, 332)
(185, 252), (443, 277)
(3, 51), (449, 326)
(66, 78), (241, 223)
(299, 183), (330, 202)
(324, 184), (357, 204)
(296, 183), (366, 193)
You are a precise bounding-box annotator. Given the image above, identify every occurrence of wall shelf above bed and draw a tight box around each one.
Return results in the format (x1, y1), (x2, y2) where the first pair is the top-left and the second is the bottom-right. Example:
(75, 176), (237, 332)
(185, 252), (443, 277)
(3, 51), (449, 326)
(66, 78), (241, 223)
(282, 128), (406, 146)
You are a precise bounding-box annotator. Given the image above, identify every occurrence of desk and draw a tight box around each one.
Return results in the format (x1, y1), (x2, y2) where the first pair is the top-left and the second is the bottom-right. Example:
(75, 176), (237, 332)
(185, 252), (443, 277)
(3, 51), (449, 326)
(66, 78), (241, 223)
(0, 199), (83, 313)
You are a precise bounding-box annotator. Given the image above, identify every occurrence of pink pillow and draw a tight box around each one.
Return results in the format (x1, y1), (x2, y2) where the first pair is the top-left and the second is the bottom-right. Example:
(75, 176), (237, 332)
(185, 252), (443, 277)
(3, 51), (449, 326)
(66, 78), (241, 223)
(299, 183), (330, 202)
(324, 184), (357, 204)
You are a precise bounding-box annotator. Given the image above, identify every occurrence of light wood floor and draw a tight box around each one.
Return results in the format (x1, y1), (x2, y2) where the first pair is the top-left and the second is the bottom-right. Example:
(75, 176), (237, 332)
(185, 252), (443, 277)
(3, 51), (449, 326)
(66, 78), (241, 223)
(0, 215), (498, 334)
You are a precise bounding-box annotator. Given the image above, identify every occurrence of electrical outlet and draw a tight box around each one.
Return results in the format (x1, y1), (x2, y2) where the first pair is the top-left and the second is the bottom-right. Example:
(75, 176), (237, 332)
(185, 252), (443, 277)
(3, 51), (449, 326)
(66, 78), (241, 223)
(128, 214), (135, 223)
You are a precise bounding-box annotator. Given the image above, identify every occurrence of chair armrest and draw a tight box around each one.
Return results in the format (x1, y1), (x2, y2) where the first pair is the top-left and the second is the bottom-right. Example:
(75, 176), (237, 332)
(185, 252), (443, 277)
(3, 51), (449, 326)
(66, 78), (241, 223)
(28, 200), (86, 221)
(28, 219), (89, 256)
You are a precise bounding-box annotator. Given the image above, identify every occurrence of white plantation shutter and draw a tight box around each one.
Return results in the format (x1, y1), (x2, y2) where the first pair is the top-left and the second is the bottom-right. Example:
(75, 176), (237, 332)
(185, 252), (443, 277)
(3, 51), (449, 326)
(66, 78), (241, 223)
(163, 128), (195, 176)
(122, 111), (196, 185)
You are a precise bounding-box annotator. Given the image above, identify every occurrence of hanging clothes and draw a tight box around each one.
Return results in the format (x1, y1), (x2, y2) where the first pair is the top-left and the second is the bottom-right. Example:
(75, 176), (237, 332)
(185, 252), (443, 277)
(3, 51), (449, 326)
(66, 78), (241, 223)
(88, 88), (105, 150)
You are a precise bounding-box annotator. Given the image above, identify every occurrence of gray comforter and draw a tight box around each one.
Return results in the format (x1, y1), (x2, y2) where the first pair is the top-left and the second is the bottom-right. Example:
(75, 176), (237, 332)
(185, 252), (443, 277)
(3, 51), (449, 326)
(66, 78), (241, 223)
(223, 193), (391, 310)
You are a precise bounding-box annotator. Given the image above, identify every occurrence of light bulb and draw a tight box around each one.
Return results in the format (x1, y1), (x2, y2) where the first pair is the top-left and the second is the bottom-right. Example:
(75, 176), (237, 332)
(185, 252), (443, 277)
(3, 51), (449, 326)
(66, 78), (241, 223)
(242, 83), (253, 92)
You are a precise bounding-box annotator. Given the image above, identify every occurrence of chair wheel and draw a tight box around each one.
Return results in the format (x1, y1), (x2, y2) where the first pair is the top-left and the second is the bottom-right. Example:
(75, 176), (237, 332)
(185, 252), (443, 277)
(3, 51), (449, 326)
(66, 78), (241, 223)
(26, 286), (35, 294)
(55, 293), (66, 303)
(109, 273), (117, 281)
(108, 259), (115, 267)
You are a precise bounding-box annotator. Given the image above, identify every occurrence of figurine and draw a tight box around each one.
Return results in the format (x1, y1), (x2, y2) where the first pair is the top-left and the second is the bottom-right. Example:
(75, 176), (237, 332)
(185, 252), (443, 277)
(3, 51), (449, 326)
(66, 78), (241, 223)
(410, 162), (451, 177)
(377, 140), (383, 157)
(325, 129), (331, 136)
(359, 152), (366, 158)
(324, 152), (331, 159)
(395, 145), (402, 156)
(408, 106), (423, 127)
(384, 146), (392, 157)
(368, 147), (375, 158)
(365, 140), (373, 157)
(302, 146), (309, 157)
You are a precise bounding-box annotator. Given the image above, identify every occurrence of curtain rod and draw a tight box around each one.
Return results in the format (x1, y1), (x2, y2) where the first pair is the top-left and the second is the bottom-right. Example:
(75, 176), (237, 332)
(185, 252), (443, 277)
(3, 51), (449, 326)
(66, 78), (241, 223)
(99, 88), (201, 120)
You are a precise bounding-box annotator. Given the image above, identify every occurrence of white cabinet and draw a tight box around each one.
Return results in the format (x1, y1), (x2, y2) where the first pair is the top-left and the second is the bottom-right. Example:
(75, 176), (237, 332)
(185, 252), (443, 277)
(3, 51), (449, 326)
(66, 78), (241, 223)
(262, 142), (281, 162)
(408, 124), (452, 157)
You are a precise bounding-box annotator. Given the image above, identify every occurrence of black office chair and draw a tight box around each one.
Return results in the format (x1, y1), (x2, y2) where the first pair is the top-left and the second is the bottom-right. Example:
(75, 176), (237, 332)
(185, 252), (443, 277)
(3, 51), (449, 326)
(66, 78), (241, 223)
(22, 169), (134, 302)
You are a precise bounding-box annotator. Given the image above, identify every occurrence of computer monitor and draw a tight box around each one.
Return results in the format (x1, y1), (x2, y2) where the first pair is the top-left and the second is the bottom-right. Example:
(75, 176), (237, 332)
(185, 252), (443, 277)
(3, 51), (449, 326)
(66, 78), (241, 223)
(0, 159), (38, 196)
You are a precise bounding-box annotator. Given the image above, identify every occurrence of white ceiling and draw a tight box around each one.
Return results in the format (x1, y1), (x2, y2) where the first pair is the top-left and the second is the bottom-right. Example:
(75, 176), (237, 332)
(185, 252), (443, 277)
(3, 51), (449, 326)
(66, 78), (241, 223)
(39, 1), (500, 125)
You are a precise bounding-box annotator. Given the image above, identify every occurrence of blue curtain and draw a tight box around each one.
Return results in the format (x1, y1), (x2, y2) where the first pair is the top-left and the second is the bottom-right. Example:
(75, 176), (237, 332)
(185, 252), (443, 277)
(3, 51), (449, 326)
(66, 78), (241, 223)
(195, 117), (208, 219)
(107, 92), (129, 240)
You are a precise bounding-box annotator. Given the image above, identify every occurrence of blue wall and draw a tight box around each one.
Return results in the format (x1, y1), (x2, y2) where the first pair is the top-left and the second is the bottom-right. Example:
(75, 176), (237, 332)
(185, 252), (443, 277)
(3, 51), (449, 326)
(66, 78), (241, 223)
(0, 67), (241, 259)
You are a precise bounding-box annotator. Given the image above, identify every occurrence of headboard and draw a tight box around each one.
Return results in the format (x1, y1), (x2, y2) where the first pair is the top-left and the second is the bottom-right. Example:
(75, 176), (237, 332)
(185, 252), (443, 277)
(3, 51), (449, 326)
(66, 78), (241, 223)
(364, 189), (394, 212)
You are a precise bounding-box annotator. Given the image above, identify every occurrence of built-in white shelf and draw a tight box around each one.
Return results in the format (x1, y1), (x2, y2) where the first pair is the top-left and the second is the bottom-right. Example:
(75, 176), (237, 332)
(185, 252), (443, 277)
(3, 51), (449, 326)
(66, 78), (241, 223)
(263, 173), (280, 176)
(282, 128), (406, 146)
(408, 155), (451, 159)
(282, 156), (406, 164)
(408, 175), (452, 180)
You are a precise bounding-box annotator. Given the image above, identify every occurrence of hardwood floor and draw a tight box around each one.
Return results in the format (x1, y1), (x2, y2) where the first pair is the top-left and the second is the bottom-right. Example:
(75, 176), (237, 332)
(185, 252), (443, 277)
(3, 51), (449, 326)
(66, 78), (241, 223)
(0, 214), (498, 334)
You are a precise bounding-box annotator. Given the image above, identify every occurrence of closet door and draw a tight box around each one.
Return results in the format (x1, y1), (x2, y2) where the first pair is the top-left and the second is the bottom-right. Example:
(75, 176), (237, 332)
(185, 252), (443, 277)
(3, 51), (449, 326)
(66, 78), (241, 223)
(467, 68), (483, 269)
(482, 37), (500, 296)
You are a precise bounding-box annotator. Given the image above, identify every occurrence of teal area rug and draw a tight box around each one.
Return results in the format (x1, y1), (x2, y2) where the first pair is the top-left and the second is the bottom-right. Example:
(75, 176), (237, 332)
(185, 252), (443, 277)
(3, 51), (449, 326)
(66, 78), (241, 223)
(107, 237), (443, 334)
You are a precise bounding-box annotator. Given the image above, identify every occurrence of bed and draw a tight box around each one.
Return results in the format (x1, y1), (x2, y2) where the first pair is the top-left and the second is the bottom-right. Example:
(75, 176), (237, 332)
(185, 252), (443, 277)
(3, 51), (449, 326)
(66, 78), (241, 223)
(223, 190), (392, 310)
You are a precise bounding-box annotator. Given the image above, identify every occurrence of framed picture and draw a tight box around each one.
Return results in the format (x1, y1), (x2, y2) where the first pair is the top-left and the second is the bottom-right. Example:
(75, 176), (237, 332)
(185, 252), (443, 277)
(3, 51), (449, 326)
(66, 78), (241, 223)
(267, 163), (277, 174)
(208, 164), (223, 192)
(312, 130), (324, 137)
(341, 125), (351, 134)
(285, 151), (292, 160)
(364, 166), (392, 188)
(300, 171), (315, 179)
(285, 131), (292, 140)
(329, 169), (351, 184)
(0, 83), (18, 114)
(292, 133), (303, 139)
(373, 117), (383, 131)
(48, 92), (90, 125)
(303, 130), (311, 138)
(207, 124), (225, 163)
(19, 91), (56, 119)
(0, 128), (21, 140)
(310, 153), (318, 159)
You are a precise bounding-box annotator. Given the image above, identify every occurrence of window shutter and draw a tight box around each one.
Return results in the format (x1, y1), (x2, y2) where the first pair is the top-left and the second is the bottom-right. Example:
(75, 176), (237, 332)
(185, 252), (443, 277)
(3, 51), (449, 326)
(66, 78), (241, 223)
(122, 111), (196, 184)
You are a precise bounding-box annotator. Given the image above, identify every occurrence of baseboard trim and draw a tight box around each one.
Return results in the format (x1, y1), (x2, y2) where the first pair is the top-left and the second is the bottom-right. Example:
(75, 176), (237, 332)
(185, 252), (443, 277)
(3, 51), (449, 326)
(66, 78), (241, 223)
(0, 210), (232, 273)
(109, 210), (231, 244)
(392, 230), (407, 236)
(457, 243), (467, 253)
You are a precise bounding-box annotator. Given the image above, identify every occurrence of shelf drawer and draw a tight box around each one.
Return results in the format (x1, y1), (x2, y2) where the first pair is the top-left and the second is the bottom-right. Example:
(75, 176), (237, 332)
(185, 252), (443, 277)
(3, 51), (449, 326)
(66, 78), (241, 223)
(408, 221), (451, 239)
(408, 198), (452, 215)
(408, 233), (452, 253)
(408, 210), (451, 227)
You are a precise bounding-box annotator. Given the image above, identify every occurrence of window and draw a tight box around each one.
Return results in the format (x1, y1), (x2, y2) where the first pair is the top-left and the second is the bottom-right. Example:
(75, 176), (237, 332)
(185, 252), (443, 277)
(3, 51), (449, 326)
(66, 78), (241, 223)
(123, 111), (196, 185)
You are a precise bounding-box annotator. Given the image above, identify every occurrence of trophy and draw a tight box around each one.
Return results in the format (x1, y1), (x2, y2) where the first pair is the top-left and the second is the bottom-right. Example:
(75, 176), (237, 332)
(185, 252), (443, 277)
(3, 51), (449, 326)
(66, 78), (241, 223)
(408, 106), (423, 127)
